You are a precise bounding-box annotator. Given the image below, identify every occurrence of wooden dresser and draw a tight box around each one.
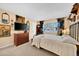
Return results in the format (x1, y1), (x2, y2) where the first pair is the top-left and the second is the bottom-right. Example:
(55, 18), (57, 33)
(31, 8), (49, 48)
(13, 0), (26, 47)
(14, 32), (29, 46)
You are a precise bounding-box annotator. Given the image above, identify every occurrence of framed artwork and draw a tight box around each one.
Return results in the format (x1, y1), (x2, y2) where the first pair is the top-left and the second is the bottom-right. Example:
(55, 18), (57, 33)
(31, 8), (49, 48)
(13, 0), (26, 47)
(1, 12), (10, 24)
(16, 15), (25, 24)
(0, 24), (11, 37)
(43, 22), (58, 34)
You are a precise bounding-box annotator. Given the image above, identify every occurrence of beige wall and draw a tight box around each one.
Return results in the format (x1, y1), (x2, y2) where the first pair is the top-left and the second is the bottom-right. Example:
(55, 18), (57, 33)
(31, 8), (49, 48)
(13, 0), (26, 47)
(0, 8), (15, 47)
(44, 18), (57, 24)
(0, 8), (37, 47)
(63, 17), (72, 35)
(29, 20), (37, 40)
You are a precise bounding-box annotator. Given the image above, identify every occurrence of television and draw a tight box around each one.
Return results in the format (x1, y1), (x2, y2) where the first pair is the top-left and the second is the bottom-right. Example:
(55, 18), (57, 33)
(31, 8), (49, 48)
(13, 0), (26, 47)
(14, 22), (27, 30)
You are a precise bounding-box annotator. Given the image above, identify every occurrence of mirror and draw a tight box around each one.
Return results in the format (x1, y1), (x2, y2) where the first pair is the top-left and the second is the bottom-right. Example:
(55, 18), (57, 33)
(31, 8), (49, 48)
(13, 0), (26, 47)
(26, 21), (30, 31)
(1, 12), (10, 24)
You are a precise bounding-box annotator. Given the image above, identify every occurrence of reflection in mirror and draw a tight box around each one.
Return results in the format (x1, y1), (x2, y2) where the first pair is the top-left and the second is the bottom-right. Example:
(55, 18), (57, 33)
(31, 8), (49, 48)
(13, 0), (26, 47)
(26, 21), (30, 31)
(2, 12), (10, 24)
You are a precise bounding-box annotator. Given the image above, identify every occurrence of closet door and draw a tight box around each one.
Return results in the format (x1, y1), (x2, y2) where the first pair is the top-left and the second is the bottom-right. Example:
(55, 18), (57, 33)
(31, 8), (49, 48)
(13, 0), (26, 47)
(72, 25), (74, 38)
(78, 22), (79, 41)
(76, 23), (78, 40)
(75, 23), (78, 41)
(69, 25), (71, 36)
(70, 25), (73, 37)
(74, 23), (76, 39)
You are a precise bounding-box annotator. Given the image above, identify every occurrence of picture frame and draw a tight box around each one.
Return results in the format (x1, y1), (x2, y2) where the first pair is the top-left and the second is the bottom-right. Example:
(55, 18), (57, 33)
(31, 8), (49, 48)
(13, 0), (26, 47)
(0, 24), (11, 37)
(16, 15), (25, 24)
(1, 12), (10, 24)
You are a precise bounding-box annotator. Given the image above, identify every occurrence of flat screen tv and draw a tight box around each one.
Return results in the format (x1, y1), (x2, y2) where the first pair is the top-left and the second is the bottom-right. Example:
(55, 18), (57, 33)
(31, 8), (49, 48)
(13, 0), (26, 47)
(14, 22), (27, 30)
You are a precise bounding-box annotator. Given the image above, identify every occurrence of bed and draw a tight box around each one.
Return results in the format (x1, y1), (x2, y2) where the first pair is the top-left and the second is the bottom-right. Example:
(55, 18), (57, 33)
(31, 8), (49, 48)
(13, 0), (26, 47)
(31, 34), (79, 56)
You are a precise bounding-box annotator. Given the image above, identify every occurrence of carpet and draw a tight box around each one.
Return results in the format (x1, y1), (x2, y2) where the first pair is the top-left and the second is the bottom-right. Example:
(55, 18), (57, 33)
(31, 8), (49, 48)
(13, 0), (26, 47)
(0, 42), (57, 56)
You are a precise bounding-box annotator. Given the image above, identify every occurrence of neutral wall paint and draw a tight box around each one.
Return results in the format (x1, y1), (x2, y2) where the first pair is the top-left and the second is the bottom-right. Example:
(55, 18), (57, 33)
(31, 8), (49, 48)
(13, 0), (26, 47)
(29, 20), (37, 40)
(0, 8), (15, 47)
(0, 8), (37, 47)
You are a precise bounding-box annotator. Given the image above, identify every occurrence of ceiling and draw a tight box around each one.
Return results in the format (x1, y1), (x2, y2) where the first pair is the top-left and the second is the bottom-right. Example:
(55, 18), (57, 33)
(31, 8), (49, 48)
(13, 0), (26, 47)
(0, 3), (74, 20)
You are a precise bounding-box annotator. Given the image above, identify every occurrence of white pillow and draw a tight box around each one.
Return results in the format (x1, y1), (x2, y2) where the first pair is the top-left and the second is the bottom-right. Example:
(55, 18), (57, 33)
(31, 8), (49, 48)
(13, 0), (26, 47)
(62, 35), (79, 45)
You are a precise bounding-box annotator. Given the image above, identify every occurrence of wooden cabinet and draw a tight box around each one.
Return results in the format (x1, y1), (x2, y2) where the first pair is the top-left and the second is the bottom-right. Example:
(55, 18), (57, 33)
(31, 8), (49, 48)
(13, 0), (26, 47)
(14, 32), (29, 46)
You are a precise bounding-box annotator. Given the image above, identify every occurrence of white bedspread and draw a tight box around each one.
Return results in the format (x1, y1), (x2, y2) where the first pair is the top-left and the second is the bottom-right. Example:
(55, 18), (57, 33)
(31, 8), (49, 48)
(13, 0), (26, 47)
(32, 34), (77, 56)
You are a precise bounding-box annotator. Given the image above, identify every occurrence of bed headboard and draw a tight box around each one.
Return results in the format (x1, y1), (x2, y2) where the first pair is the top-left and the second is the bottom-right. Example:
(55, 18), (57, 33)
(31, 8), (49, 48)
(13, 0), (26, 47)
(69, 22), (79, 41)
